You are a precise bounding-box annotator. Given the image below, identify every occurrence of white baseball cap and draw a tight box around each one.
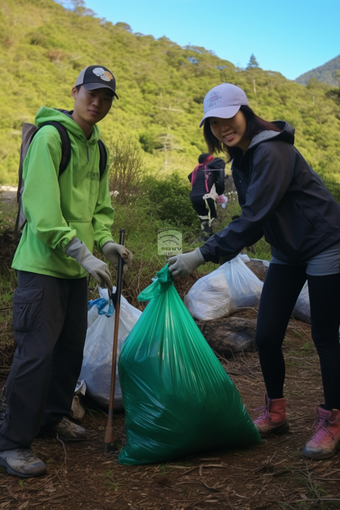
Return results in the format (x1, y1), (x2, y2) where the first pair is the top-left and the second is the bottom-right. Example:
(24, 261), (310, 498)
(199, 83), (248, 127)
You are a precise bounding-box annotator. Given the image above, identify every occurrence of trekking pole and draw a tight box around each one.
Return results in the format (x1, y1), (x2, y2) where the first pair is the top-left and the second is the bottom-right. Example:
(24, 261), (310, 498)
(104, 228), (125, 453)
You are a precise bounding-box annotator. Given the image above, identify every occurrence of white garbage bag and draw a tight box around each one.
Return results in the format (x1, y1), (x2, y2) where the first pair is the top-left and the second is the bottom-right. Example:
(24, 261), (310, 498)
(79, 287), (142, 408)
(184, 270), (232, 320)
(217, 255), (263, 309)
(185, 254), (263, 321)
(293, 282), (311, 323)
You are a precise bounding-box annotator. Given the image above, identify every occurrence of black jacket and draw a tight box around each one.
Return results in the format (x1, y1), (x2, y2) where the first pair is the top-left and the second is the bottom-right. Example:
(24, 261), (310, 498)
(200, 121), (340, 264)
(188, 157), (225, 198)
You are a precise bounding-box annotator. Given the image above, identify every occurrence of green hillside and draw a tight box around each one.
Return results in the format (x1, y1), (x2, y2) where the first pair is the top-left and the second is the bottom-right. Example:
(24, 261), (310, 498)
(296, 55), (340, 87)
(1, 0), (340, 202)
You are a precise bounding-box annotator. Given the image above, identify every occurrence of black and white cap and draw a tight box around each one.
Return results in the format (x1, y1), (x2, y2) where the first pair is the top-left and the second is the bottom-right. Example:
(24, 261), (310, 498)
(75, 65), (118, 99)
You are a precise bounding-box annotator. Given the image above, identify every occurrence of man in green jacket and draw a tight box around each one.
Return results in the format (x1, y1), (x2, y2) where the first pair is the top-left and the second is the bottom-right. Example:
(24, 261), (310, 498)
(0, 65), (132, 478)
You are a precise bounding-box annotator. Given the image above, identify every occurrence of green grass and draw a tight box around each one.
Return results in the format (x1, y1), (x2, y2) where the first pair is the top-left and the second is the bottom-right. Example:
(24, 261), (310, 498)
(159, 462), (170, 475)
(102, 470), (119, 491)
(0, 171), (272, 323)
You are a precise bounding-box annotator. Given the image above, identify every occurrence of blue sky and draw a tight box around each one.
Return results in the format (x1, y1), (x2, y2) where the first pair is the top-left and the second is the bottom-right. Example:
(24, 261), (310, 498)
(72, 0), (339, 81)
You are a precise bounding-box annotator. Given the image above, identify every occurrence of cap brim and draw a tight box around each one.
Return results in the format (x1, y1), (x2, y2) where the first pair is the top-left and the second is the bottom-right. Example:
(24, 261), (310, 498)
(83, 82), (118, 99)
(199, 105), (241, 127)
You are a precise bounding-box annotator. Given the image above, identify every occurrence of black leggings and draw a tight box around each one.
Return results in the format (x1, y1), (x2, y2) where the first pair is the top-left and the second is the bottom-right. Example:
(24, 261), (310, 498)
(255, 264), (340, 409)
(190, 195), (217, 221)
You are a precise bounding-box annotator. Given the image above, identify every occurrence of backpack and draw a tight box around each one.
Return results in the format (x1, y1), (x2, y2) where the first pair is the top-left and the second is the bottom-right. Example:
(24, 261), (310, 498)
(189, 156), (225, 195)
(14, 121), (107, 239)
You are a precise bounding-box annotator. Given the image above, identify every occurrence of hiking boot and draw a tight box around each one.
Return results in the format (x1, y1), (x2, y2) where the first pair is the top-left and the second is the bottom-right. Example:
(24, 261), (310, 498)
(0, 448), (47, 478)
(253, 395), (289, 438)
(303, 406), (340, 460)
(45, 416), (86, 442)
(309, 405), (332, 433)
(201, 221), (214, 238)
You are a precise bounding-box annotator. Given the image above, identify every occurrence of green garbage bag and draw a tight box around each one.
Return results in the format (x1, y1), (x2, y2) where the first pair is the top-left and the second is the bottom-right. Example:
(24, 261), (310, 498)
(118, 265), (261, 465)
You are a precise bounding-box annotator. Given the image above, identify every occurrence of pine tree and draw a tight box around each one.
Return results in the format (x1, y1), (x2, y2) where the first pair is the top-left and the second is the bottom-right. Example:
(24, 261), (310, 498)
(246, 54), (260, 69)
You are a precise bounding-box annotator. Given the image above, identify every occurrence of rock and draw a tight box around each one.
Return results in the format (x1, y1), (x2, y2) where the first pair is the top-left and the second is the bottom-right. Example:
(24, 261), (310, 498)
(245, 259), (269, 282)
(197, 317), (258, 358)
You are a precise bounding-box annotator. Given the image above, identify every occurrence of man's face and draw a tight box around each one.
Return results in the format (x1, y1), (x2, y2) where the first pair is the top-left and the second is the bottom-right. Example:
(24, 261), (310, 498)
(71, 86), (113, 131)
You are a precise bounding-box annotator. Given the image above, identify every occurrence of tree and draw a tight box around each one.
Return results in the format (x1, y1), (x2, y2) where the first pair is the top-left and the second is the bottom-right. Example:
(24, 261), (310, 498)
(246, 54), (260, 69)
(108, 137), (144, 204)
(334, 70), (340, 87)
(54, 0), (95, 16)
(325, 70), (340, 103)
(115, 22), (132, 32)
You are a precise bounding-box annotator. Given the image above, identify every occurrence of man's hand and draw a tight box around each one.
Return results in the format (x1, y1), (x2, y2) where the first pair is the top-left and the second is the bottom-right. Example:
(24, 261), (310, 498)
(65, 237), (112, 288)
(168, 248), (205, 277)
(102, 241), (133, 274)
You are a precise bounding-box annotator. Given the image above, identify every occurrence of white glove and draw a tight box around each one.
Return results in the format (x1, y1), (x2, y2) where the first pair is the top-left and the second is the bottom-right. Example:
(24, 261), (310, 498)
(168, 248), (206, 277)
(65, 237), (112, 288)
(102, 241), (133, 274)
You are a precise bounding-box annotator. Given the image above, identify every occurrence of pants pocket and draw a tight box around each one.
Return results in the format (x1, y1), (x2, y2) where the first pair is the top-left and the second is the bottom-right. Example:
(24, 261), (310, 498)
(13, 287), (43, 332)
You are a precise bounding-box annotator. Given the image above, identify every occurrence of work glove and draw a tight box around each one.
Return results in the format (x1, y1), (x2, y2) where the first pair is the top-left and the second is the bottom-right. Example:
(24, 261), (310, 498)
(168, 248), (206, 277)
(102, 241), (133, 274)
(65, 237), (112, 289)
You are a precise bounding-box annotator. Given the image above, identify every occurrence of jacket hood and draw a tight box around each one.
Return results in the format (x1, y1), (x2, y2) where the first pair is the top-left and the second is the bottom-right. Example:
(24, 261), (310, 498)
(248, 121), (295, 151)
(35, 107), (101, 143)
(206, 157), (225, 171)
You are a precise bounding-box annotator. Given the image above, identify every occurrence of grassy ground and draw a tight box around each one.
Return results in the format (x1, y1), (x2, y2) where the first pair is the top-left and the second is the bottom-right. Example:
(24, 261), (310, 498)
(2, 190), (340, 509)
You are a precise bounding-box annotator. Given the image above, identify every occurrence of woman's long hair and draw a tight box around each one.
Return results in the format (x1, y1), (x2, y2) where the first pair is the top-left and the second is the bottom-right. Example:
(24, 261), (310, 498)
(203, 105), (281, 162)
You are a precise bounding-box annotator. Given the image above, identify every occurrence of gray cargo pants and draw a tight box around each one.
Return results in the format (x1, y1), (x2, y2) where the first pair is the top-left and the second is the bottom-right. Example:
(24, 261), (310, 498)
(0, 271), (87, 450)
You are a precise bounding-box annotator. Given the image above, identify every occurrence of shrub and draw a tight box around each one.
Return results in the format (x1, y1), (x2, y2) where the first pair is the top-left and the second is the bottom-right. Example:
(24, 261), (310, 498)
(140, 172), (197, 229)
(108, 137), (144, 204)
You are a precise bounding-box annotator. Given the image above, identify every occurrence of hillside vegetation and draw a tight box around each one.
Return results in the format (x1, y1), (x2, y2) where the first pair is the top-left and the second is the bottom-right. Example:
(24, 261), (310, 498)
(296, 55), (340, 87)
(0, 0), (340, 203)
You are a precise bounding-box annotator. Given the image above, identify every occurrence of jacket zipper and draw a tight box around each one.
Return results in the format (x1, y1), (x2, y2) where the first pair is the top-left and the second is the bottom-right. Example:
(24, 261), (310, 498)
(86, 141), (90, 163)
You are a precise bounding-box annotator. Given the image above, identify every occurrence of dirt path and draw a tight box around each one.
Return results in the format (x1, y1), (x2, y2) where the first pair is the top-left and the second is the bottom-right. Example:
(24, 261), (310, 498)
(1, 310), (340, 510)
(1, 226), (339, 510)
(0, 186), (16, 204)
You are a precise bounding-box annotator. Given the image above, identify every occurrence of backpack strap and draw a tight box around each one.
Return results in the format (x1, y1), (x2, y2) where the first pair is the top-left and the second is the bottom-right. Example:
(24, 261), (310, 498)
(17, 123), (38, 204)
(29, 122), (105, 179)
(37, 123), (106, 180)
(14, 121), (71, 240)
(15, 123), (105, 241)
(36, 121), (71, 177)
(204, 164), (210, 193)
(190, 163), (204, 187)
(97, 139), (107, 180)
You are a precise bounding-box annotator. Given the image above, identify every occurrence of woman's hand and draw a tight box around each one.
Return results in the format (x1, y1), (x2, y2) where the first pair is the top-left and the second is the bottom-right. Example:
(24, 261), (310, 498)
(168, 248), (205, 277)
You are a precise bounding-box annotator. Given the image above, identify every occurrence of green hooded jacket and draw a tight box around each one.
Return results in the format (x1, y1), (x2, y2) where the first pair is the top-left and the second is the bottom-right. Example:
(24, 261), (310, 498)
(12, 107), (114, 279)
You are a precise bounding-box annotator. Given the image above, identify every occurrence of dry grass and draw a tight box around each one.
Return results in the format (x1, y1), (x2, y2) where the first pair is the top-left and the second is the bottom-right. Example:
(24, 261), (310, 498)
(1, 231), (340, 509)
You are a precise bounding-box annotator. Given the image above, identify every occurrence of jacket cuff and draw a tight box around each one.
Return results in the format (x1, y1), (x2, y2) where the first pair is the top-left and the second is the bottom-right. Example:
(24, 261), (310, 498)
(98, 237), (115, 252)
(196, 247), (207, 263)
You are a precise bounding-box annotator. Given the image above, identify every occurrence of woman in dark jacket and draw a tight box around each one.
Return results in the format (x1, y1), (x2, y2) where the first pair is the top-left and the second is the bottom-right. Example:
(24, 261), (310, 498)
(188, 153), (225, 241)
(169, 83), (340, 460)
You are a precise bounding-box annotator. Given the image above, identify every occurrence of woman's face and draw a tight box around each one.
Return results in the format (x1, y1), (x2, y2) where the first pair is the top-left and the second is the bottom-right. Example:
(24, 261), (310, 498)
(209, 111), (249, 152)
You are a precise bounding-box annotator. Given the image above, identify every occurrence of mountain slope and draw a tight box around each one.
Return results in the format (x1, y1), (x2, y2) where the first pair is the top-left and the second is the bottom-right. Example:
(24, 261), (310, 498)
(295, 55), (340, 86)
(0, 0), (339, 203)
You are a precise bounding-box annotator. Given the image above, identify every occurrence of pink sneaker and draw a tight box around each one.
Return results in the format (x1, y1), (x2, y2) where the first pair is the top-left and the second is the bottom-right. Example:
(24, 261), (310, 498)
(253, 395), (289, 438)
(303, 406), (340, 459)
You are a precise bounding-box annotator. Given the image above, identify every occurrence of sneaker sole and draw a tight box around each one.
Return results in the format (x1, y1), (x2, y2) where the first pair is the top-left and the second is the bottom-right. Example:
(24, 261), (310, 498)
(257, 422), (290, 438)
(0, 458), (47, 478)
(303, 441), (340, 460)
